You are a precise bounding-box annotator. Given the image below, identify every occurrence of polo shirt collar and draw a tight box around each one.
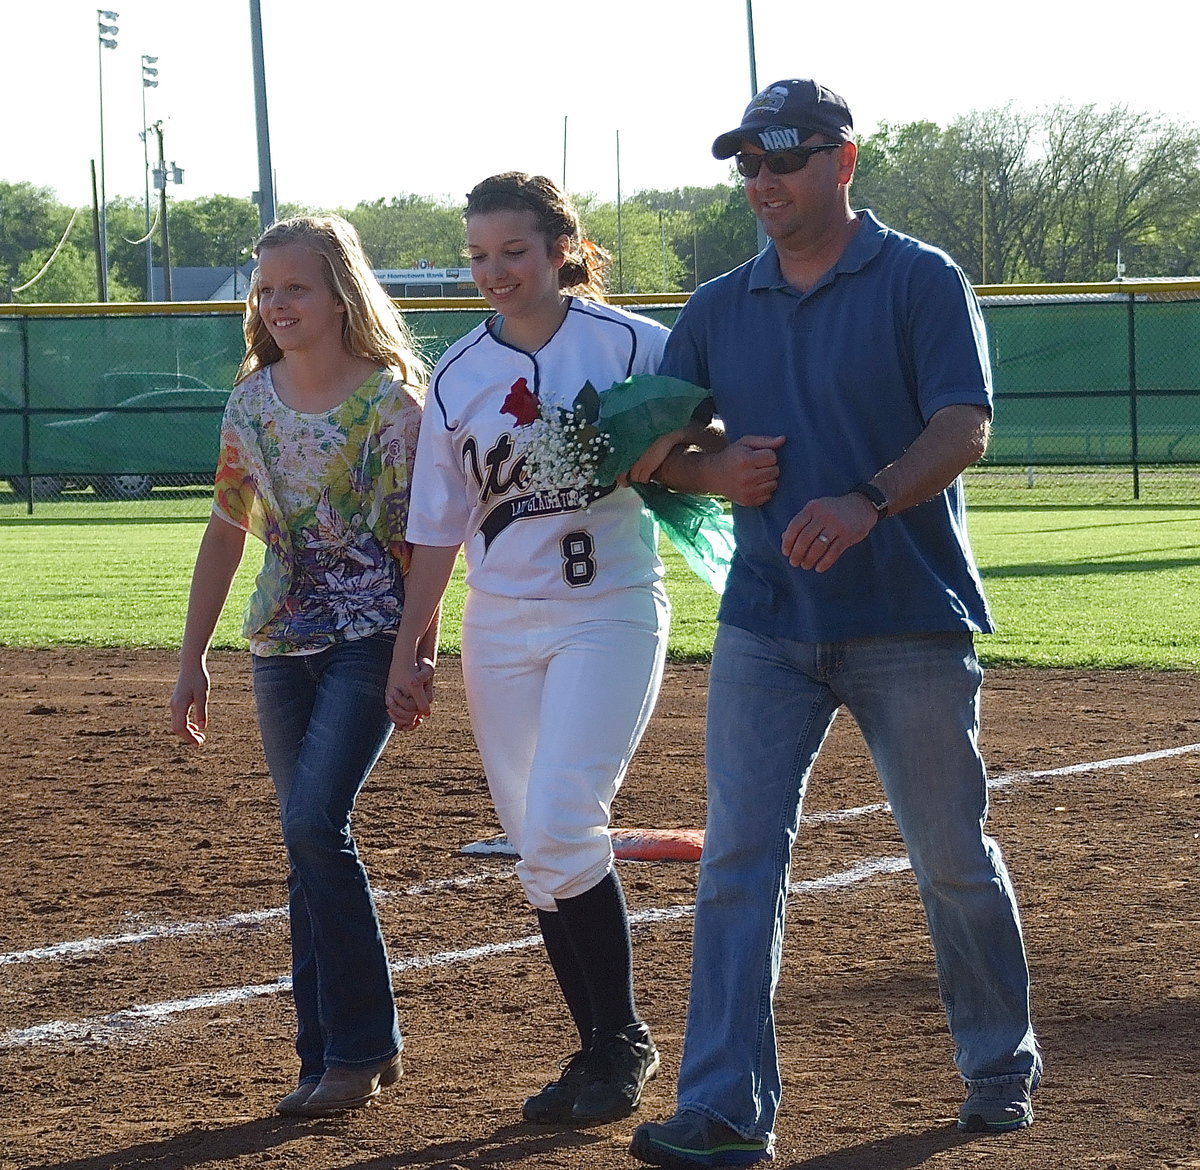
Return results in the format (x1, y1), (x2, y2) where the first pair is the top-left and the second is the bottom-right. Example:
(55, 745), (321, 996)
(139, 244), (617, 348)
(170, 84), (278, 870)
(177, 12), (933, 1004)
(748, 209), (888, 293)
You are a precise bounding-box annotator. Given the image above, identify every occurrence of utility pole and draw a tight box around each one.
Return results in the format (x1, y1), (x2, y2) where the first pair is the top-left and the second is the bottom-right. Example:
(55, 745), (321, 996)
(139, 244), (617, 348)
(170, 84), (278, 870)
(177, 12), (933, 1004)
(616, 130), (624, 293)
(659, 209), (668, 290)
(141, 55), (159, 300)
(153, 121), (174, 301)
(980, 168), (988, 284)
(90, 161), (104, 300)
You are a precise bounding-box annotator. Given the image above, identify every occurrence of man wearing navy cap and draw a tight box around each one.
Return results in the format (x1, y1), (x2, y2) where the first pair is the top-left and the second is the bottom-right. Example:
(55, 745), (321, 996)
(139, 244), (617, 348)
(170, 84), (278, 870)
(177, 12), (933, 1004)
(630, 80), (1041, 1167)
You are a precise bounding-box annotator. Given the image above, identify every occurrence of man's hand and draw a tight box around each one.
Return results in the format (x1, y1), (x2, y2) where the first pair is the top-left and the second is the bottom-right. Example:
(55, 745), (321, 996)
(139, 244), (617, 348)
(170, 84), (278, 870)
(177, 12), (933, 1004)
(781, 491), (880, 572)
(702, 435), (785, 506)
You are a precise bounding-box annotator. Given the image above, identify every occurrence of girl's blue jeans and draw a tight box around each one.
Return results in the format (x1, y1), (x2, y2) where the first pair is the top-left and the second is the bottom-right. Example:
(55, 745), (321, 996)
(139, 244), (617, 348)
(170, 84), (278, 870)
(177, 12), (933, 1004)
(676, 623), (1041, 1144)
(252, 633), (402, 1083)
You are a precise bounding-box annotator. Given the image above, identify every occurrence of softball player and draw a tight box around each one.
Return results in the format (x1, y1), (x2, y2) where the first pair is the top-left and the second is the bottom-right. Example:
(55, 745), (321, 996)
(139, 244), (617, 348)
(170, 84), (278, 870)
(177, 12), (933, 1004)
(387, 173), (673, 1127)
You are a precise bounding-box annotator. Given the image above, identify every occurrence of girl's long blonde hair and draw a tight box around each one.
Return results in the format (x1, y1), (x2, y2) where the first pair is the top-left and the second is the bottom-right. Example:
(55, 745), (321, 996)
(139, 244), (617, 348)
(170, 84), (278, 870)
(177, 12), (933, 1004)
(236, 215), (426, 389)
(465, 173), (611, 302)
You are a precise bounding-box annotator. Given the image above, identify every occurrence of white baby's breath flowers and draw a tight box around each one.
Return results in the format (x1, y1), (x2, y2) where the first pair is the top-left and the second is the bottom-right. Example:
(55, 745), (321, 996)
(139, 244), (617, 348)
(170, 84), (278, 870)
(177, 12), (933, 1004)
(515, 407), (613, 494)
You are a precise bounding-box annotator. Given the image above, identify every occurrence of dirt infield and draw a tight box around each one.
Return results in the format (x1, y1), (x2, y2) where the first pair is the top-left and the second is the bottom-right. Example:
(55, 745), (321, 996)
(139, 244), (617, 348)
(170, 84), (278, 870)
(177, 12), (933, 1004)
(1, 647), (1197, 1170)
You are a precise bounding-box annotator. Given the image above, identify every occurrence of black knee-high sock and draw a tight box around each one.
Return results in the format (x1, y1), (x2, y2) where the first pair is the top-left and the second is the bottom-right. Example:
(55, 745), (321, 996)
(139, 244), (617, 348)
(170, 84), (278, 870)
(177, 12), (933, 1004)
(554, 869), (639, 1036)
(537, 907), (594, 1049)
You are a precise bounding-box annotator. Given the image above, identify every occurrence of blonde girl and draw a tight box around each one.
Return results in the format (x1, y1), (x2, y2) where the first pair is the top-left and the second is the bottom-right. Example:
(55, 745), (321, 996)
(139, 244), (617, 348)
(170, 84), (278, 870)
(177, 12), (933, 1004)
(171, 215), (435, 1118)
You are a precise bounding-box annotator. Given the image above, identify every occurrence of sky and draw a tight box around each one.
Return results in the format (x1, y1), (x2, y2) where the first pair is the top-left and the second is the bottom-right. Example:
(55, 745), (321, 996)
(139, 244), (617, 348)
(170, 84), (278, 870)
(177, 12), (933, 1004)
(6, 0), (1199, 216)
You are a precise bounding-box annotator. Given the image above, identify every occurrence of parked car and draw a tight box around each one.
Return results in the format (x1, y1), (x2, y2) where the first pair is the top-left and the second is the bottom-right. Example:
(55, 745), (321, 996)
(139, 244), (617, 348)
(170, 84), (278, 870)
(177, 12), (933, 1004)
(6, 376), (229, 500)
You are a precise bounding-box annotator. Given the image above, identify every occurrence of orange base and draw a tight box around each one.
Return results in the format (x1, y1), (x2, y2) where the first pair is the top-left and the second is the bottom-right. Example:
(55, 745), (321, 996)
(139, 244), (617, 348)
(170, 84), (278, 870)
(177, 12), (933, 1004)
(461, 827), (705, 862)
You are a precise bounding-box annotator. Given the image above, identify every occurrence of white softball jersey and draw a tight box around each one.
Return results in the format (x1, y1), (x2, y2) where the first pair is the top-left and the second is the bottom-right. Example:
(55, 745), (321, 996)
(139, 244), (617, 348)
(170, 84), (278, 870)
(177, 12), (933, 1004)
(407, 298), (670, 600)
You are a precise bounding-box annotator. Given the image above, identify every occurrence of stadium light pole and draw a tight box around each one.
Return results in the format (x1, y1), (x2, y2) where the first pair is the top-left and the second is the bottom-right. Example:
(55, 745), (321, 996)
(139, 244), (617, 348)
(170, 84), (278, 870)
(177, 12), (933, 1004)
(745, 0), (759, 94)
(141, 55), (159, 300)
(745, 0), (768, 253)
(249, 0), (277, 230)
(96, 9), (120, 302)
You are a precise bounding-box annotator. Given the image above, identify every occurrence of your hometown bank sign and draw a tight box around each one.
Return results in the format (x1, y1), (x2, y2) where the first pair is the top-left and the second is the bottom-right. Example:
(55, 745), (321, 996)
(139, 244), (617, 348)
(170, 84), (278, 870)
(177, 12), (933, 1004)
(374, 261), (475, 294)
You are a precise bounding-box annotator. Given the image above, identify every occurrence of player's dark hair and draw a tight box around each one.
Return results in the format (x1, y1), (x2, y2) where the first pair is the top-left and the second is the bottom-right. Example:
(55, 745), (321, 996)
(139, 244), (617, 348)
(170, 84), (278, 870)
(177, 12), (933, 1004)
(465, 172), (611, 302)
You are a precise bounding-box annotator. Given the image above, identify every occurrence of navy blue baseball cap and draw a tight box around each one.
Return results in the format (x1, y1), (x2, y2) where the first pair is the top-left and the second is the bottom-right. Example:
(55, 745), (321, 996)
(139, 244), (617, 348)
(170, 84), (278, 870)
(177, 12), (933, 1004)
(712, 79), (854, 159)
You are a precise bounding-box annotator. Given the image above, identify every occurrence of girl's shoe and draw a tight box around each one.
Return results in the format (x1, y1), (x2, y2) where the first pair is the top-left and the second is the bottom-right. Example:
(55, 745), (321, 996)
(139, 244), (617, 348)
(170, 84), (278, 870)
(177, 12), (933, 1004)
(522, 1049), (592, 1123)
(571, 1024), (660, 1125)
(293, 1053), (403, 1116)
(275, 1079), (320, 1116)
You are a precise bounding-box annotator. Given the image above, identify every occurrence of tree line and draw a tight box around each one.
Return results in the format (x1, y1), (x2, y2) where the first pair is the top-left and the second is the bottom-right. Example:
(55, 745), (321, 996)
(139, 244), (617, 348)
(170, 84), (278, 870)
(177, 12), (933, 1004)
(3, 101), (1199, 303)
(853, 103), (1200, 283)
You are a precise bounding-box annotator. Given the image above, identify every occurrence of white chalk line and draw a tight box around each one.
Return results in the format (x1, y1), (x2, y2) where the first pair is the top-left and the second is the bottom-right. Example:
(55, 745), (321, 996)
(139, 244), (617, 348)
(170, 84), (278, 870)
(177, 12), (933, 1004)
(3, 742), (1195, 1050)
(628, 855), (914, 929)
(0, 869), (515, 967)
(6, 743), (1195, 969)
(0, 855), (910, 1049)
(800, 740), (1200, 823)
(6, 742), (1195, 968)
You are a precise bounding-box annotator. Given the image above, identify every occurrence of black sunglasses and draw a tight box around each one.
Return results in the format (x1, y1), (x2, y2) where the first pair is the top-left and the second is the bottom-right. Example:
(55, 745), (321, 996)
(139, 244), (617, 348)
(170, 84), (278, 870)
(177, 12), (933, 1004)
(735, 142), (842, 178)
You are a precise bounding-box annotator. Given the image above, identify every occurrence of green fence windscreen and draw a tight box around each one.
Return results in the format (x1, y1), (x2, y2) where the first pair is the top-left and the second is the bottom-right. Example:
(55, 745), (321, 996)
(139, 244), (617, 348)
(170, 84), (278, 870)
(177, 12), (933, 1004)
(2, 293), (1198, 498)
(984, 296), (1200, 465)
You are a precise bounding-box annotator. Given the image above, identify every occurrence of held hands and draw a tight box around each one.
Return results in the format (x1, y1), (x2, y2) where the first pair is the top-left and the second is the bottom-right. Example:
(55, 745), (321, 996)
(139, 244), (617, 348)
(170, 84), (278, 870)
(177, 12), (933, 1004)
(781, 491), (880, 572)
(170, 662), (211, 745)
(386, 655), (436, 731)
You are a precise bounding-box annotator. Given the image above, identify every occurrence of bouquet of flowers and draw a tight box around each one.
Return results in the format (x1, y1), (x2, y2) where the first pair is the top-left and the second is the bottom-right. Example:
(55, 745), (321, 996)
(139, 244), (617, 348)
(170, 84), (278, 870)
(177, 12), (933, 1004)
(501, 377), (611, 494)
(502, 373), (735, 592)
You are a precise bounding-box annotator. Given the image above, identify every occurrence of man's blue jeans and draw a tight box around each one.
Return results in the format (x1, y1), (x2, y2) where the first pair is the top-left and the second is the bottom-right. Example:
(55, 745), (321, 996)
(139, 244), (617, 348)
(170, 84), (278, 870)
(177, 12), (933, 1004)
(252, 633), (402, 1083)
(677, 623), (1040, 1143)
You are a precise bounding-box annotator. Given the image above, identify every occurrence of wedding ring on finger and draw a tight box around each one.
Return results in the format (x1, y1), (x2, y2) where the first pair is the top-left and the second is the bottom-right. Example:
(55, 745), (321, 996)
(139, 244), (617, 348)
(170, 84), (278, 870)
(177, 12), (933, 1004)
(816, 533), (831, 543)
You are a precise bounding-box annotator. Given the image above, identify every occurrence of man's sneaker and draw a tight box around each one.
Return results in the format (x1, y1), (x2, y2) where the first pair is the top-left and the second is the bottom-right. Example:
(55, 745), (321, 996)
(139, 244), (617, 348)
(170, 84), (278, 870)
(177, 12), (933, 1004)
(522, 1049), (592, 1124)
(570, 1023), (660, 1125)
(957, 1074), (1037, 1132)
(630, 1109), (771, 1167)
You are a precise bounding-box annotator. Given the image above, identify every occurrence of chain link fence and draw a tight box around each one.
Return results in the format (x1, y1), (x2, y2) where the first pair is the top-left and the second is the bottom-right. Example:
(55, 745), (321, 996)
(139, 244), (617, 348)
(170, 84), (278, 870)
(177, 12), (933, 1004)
(2, 285), (1197, 518)
(968, 281), (1200, 502)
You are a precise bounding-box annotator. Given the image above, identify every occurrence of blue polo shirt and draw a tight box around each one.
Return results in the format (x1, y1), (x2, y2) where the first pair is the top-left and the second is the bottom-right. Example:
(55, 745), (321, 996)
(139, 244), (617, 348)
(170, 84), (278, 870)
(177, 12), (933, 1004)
(662, 210), (995, 641)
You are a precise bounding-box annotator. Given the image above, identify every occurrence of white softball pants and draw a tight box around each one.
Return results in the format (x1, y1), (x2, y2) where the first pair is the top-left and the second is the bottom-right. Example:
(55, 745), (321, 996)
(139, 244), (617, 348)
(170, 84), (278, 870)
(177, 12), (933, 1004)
(460, 583), (670, 911)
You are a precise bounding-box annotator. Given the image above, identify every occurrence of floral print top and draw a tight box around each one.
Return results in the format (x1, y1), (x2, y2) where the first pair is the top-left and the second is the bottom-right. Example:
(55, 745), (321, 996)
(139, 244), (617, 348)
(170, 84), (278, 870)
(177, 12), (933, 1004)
(213, 364), (423, 656)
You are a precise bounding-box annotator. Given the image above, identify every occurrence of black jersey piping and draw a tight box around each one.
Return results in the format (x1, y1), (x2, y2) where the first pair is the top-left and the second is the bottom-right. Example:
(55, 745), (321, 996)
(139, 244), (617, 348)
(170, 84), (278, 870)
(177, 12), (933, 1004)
(431, 328), (504, 431)
(565, 299), (641, 380)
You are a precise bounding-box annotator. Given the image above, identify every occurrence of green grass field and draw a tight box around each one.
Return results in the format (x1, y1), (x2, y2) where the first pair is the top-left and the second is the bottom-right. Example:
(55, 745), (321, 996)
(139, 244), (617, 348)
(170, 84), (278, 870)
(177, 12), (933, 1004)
(0, 497), (1197, 669)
